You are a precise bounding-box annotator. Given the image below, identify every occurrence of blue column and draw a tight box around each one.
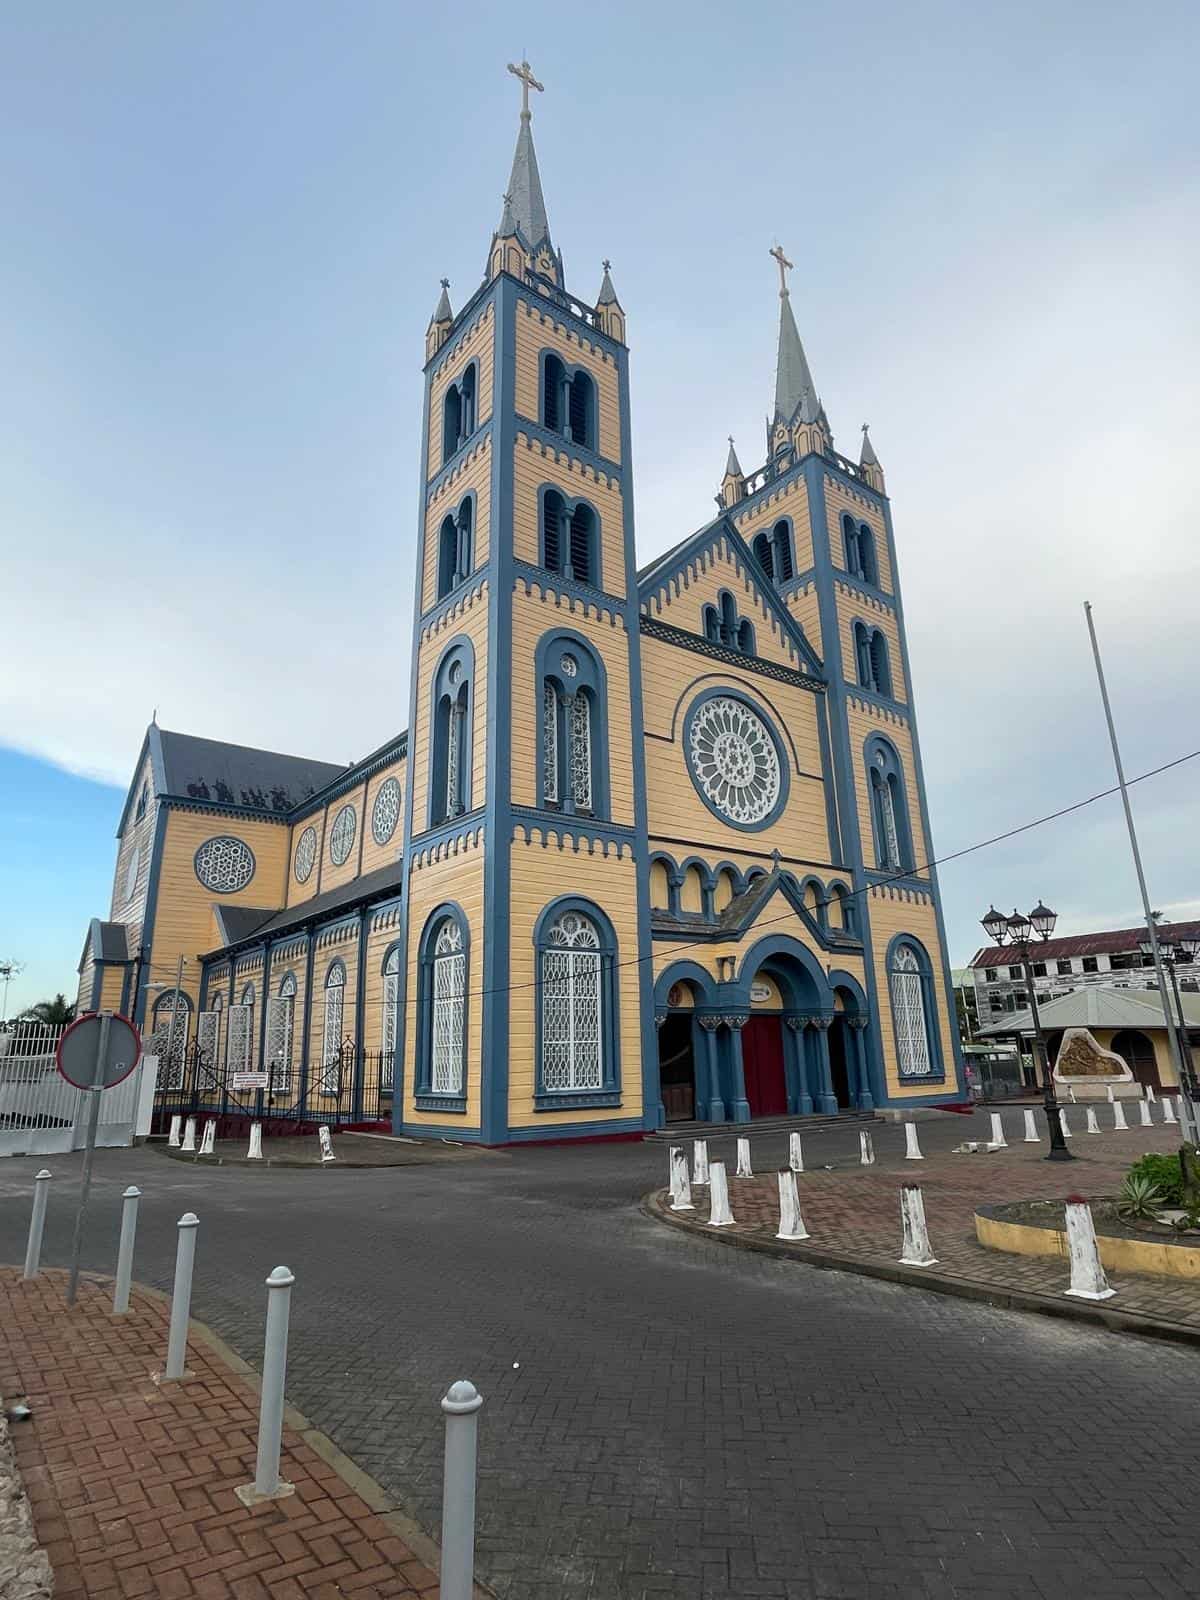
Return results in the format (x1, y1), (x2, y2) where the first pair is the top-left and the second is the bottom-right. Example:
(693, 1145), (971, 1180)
(849, 1017), (874, 1111)
(727, 1015), (751, 1123)
(785, 1017), (813, 1114)
(698, 1015), (725, 1121)
(812, 1016), (838, 1115)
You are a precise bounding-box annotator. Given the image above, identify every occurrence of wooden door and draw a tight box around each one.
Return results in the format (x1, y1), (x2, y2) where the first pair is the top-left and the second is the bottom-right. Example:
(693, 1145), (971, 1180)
(742, 1016), (787, 1118)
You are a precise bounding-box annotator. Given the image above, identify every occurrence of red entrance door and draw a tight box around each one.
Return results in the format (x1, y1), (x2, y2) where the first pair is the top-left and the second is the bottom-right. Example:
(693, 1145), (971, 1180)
(742, 1016), (788, 1117)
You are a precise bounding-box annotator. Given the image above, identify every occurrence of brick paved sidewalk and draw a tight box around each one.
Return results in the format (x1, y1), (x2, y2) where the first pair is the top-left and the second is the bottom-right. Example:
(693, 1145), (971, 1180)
(0, 1268), (443, 1599)
(652, 1119), (1200, 1336)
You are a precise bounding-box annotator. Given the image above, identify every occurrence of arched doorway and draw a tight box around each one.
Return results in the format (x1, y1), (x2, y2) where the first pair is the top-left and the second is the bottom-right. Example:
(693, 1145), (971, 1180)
(737, 937), (832, 1119)
(1111, 1028), (1160, 1090)
(742, 1015), (788, 1118)
(659, 1009), (697, 1122)
(653, 969), (718, 1123)
(828, 1019), (852, 1108)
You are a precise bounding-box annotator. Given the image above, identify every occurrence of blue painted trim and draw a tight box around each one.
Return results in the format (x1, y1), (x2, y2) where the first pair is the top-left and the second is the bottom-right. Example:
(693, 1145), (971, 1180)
(501, 1115), (645, 1143)
(513, 562), (627, 619)
(512, 415), (620, 479)
(434, 360), (482, 479)
(413, 901), (471, 1102)
(531, 895), (622, 1104)
(729, 933), (834, 1012)
(652, 960), (719, 1009)
(536, 482), (604, 590)
(533, 626), (612, 820)
(352, 909), (368, 1118)
(327, 802), (358, 869)
(511, 812), (635, 850)
(511, 276), (625, 359)
(681, 685), (791, 833)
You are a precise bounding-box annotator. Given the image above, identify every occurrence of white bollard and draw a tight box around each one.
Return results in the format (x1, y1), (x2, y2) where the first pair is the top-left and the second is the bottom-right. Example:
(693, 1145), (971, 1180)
(317, 1125), (336, 1163)
(668, 1144), (683, 1198)
(163, 1213), (199, 1381)
(706, 1162), (735, 1227)
(1138, 1099), (1153, 1128)
(198, 1119), (217, 1157)
(1059, 1108), (1073, 1138)
(112, 1185), (141, 1316)
(1069, 1086), (1077, 1103)
(1163, 1096), (1178, 1125)
(1063, 1197), (1115, 1300)
(989, 1113), (1007, 1148)
(1023, 1108), (1040, 1143)
(181, 1116), (196, 1152)
(859, 1129), (875, 1165)
(1106, 1084), (1115, 1104)
(692, 1138), (710, 1186)
(247, 1122), (263, 1160)
(788, 1131), (804, 1173)
(22, 1169), (52, 1281)
(899, 1184), (937, 1266)
(168, 1115), (182, 1148)
(1112, 1100), (1129, 1131)
(236, 1267), (297, 1504)
(776, 1170), (810, 1241)
(735, 1137), (753, 1177)
(1085, 1107), (1101, 1134)
(438, 1380), (483, 1600)
(904, 1122), (924, 1160)
(1146, 1084), (1156, 1103)
(669, 1148), (694, 1212)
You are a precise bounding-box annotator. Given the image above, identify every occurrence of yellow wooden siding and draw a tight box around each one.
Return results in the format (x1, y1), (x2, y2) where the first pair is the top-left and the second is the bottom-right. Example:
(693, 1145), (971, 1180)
(422, 436), (492, 612)
(645, 546), (801, 669)
(514, 300), (622, 463)
(846, 706), (927, 873)
(649, 859), (671, 908)
(866, 892), (956, 1098)
(640, 639), (832, 866)
(317, 783), (369, 896)
(512, 435), (626, 595)
(149, 811), (290, 1011)
(840, 604), (907, 701)
(410, 597), (489, 835)
(283, 812), (328, 910)
(784, 585), (822, 657)
(98, 966), (125, 1012)
(732, 475), (813, 573)
(825, 479), (893, 593)
(506, 839), (642, 1128)
(427, 302), (495, 476)
(108, 751), (158, 955)
(402, 843), (485, 1128)
(359, 759), (407, 876)
(508, 590), (634, 823)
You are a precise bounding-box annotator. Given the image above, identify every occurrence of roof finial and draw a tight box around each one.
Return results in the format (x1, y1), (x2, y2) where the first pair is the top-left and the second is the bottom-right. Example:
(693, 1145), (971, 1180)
(602, 258), (611, 272)
(769, 242), (793, 298)
(507, 57), (544, 120)
(440, 277), (450, 290)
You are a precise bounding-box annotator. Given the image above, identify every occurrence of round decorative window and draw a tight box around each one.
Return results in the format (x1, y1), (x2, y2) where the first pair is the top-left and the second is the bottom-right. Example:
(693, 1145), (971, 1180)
(448, 661), (462, 687)
(194, 835), (256, 894)
(560, 653), (578, 679)
(686, 695), (782, 827)
(294, 824), (317, 883)
(329, 804), (356, 866)
(123, 846), (140, 904)
(372, 778), (401, 846)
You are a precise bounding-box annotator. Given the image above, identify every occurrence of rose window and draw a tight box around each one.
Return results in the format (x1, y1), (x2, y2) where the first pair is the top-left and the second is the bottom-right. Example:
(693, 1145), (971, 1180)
(372, 778), (401, 846)
(194, 835), (256, 893)
(687, 696), (781, 825)
(294, 825), (317, 883)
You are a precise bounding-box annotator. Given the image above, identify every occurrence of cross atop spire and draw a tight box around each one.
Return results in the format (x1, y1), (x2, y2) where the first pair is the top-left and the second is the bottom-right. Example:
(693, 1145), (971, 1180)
(507, 57), (544, 119)
(769, 243), (793, 297)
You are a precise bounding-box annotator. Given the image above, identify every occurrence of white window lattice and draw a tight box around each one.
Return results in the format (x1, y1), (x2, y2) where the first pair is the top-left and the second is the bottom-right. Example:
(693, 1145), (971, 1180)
(876, 764), (901, 868)
(382, 950), (399, 1089)
(227, 1004), (253, 1074)
(372, 778), (401, 846)
(687, 696), (780, 825)
(430, 921), (465, 1095)
(197, 1011), (219, 1075)
(265, 990), (294, 1092)
(321, 969), (345, 1093)
(569, 693), (592, 810)
(542, 682), (559, 803)
(890, 945), (932, 1077)
(294, 825), (317, 883)
(194, 835), (256, 893)
(329, 806), (356, 866)
(540, 911), (603, 1092)
(151, 995), (190, 1089)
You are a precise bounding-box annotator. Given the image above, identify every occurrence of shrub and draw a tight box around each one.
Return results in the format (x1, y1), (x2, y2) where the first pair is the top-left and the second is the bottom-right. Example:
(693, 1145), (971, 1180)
(1127, 1152), (1183, 1206)
(1118, 1173), (1165, 1220)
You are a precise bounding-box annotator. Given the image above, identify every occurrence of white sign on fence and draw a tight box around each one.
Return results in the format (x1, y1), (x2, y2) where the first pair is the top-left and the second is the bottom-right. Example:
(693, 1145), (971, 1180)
(231, 1072), (269, 1090)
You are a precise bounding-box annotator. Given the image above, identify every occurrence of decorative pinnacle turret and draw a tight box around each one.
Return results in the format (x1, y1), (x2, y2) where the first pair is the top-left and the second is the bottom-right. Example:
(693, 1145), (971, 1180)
(860, 422), (880, 468)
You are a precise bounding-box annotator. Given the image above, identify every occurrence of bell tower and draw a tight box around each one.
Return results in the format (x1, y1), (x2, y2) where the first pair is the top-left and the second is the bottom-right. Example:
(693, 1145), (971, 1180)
(396, 63), (658, 1145)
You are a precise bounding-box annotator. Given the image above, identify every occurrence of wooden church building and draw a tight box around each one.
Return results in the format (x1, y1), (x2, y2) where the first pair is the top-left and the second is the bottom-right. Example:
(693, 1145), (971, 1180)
(76, 63), (965, 1143)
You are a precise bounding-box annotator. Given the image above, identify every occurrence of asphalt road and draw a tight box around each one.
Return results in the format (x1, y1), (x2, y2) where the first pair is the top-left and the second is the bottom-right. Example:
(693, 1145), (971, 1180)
(1, 1111), (1197, 1600)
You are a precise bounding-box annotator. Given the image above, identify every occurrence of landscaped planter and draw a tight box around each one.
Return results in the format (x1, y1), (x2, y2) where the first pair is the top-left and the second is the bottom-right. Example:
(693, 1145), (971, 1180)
(976, 1197), (1200, 1280)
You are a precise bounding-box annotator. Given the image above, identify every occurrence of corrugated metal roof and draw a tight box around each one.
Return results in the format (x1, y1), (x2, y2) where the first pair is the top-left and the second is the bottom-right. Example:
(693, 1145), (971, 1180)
(203, 861), (403, 957)
(979, 985), (1200, 1036)
(971, 918), (1200, 968)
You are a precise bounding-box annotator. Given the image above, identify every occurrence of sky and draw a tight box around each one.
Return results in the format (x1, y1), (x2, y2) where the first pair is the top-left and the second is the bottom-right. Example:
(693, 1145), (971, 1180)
(2, 1), (1198, 1016)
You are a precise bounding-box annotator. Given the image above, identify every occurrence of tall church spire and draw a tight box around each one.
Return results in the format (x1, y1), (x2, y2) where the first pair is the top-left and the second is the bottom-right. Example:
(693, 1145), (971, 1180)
(769, 244), (819, 426)
(501, 59), (552, 252)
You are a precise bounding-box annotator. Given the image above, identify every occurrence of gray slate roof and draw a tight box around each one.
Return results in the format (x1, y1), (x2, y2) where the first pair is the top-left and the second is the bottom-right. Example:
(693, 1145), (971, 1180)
(597, 265), (619, 306)
(204, 861), (404, 957)
(502, 116), (552, 250)
(724, 439), (743, 478)
(774, 292), (820, 426)
(157, 730), (346, 814)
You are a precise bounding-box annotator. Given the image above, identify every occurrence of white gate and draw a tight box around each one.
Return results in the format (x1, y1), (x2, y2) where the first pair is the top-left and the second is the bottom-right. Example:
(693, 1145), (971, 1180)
(0, 1022), (148, 1157)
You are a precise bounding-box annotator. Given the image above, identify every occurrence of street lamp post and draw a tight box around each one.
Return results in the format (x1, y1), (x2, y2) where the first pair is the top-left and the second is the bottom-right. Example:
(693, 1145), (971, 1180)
(981, 902), (1073, 1161)
(1142, 934), (1199, 1104)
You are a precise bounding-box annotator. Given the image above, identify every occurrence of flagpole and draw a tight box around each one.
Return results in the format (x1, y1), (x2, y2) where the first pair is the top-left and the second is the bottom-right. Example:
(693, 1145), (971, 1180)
(1083, 602), (1195, 1135)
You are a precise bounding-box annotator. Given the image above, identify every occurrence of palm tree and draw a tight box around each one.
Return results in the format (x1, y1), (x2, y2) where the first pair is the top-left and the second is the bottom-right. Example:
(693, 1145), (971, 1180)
(20, 994), (75, 1027)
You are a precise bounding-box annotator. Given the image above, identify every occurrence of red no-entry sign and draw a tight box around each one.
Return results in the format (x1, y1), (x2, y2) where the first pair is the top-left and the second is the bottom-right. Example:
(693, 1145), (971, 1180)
(56, 1011), (141, 1090)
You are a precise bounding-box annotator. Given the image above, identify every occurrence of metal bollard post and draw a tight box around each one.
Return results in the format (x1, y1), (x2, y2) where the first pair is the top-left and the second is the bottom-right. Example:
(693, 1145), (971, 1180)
(439, 1380), (483, 1600)
(112, 1186), (141, 1315)
(22, 1170), (52, 1280)
(255, 1267), (295, 1498)
(163, 1212), (199, 1381)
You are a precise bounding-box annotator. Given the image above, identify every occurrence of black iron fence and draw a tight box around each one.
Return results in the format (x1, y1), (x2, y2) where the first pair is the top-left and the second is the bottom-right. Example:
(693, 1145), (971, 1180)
(151, 1037), (393, 1139)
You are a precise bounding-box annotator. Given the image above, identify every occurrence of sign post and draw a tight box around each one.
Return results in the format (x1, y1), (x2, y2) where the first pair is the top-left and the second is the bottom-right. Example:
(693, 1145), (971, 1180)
(57, 1011), (141, 1307)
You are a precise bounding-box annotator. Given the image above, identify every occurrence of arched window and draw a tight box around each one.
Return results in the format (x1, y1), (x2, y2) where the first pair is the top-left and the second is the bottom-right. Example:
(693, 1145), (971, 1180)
(542, 353), (566, 433)
(415, 909), (469, 1107)
(866, 737), (914, 872)
(266, 971), (296, 1093)
(568, 370), (595, 450)
(736, 618), (755, 654)
(436, 496), (473, 601)
(235, 981), (256, 1074)
(542, 490), (599, 586)
(754, 520), (795, 585)
(888, 939), (941, 1078)
(853, 621), (872, 688)
(869, 631), (892, 697)
(460, 362), (476, 437)
(320, 962), (346, 1095)
(828, 882), (856, 936)
(381, 948), (400, 1090)
(536, 902), (619, 1103)
(719, 590), (738, 643)
(537, 633), (608, 817)
(430, 642), (473, 827)
(702, 603), (720, 642)
(441, 362), (478, 466)
(542, 354), (596, 451)
(753, 531), (775, 581)
(845, 515), (879, 586)
(152, 990), (191, 1089)
(649, 858), (672, 910)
